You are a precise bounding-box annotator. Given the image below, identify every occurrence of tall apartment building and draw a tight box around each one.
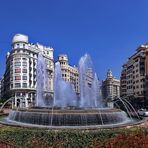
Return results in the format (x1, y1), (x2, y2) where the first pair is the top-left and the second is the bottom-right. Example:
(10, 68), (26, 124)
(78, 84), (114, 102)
(120, 64), (127, 97)
(57, 54), (79, 95)
(3, 34), (54, 108)
(102, 70), (120, 103)
(145, 51), (148, 99)
(120, 43), (148, 108)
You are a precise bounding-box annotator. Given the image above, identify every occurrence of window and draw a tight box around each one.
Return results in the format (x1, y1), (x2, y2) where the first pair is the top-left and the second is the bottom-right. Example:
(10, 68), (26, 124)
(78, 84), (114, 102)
(23, 83), (27, 88)
(15, 68), (21, 73)
(22, 69), (27, 73)
(15, 83), (21, 88)
(141, 78), (144, 82)
(23, 44), (25, 48)
(22, 92), (26, 97)
(23, 58), (27, 61)
(22, 76), (27, 80)
(17, 43), (20, 48)
(15, 76), (21, 80)
(16, 92), (20, 96)
(14, 58), (21, 61)
(15, 62), (21, 66)
(22, 62), (27, 66)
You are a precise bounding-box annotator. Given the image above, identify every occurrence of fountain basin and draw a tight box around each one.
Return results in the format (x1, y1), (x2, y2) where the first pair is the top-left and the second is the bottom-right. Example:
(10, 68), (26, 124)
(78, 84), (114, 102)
(0, 108), (136, 128)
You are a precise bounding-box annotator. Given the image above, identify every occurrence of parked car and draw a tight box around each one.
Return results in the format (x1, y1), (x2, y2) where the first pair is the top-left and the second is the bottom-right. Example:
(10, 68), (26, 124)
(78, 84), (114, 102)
(138, 109), (148, 117)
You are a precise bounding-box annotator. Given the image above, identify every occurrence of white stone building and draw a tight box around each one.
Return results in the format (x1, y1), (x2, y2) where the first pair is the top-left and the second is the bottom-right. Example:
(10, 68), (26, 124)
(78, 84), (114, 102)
(102, 70), (120, 103)
(3, 34), (54, 108)
(57, 54), (80, 95)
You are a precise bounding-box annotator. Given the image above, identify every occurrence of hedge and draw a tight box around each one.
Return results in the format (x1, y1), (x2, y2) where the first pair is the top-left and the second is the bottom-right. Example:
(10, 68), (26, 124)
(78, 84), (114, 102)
(0, 126), (147, 148)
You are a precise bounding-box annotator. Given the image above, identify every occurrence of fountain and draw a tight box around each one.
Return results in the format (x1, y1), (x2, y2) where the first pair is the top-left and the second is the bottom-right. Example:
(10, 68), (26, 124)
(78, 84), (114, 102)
(36, 53), (49, 107)
(0, 53), (143, 129)
(54, 62), (77, 107)
(79, 54), (97, 107)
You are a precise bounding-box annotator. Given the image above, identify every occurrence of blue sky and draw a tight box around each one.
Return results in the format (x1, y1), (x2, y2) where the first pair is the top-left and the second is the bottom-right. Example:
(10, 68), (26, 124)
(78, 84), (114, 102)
(0, 0), (148, 80)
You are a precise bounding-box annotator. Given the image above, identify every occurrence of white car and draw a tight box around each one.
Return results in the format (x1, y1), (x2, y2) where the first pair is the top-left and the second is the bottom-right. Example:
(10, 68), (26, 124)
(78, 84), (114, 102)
(138, 109), (148, 117)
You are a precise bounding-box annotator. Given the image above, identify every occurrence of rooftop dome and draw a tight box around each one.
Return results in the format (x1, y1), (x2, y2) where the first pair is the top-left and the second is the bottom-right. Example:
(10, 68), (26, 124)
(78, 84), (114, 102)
(12, 34), (28, 44)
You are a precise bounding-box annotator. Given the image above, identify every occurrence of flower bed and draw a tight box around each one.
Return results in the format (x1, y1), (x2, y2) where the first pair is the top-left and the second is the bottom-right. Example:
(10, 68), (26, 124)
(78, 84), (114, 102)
(102, 129), (148, 147)
(0, 127), (148, 147)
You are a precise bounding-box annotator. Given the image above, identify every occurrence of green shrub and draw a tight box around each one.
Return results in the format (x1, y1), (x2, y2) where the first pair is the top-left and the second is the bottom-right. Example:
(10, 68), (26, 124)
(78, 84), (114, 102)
(0, 126), (147, 148)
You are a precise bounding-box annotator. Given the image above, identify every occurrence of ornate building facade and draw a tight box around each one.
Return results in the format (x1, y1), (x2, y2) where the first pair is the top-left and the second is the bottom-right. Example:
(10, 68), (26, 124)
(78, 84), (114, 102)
(57, 54), (80, 95)
(3, 34), (54, 107)
(102, 70), (120, 105)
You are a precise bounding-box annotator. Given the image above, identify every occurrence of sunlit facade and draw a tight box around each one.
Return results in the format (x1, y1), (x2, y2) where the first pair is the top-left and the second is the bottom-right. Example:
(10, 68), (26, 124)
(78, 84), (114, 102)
(3, 34), (54, 107)
(57, 54), (80, 95)
(120, 43), (148, 108)
(102, 69), (120, 103)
